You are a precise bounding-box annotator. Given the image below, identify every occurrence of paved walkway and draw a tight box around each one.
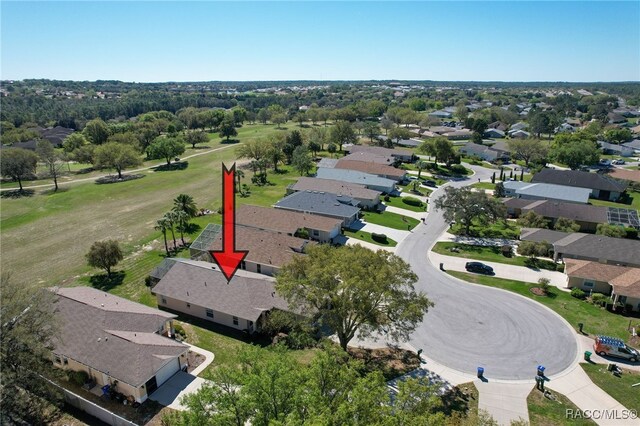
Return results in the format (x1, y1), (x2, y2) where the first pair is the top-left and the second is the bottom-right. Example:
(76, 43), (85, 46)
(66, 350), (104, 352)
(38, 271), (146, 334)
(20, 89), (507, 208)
(475, 381), (532, 425)
(429, 251), (569, 289)
(546, 364), (637, 425)
(185, 342), (215, 376)
(382, 204), (427, 220)
(345, 238), (395, 252)
(351, 221), (412, 243)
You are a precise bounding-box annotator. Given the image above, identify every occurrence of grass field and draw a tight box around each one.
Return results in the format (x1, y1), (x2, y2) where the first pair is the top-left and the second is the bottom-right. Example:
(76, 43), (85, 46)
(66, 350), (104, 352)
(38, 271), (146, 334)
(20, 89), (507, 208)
(527, 387), (595, 425)
(589, 190), (640, 210)
(344, 229), (398, 247)
(447, 271), (640, 342)
(432, 242), (559, 271)
(0, 123), (291, 286)
(361, 210), (420, 230)
(470, 182), (496, 190)
(383, 195), (427, 212)
(580, 363), (640, 414)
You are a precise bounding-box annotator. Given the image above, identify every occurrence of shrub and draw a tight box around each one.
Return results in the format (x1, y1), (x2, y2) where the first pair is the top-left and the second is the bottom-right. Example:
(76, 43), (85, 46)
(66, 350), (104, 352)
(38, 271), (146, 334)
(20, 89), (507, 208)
(371, 233), (388, 243)
(402, 197), (423, 207)
(570, 288), (586, 299)
(501, 245), (512, 257)
(383, 195), (390, 202)
(537, 277), (551, 295)
(68, 370), (89, 386)
(144, 275), (153, 287)
(173, 323), (187, 339)
(590, 293), (608, 307)
(624, 227), (638, 239)
(556, 263), (565, 272)
(449, 164), (468, 175)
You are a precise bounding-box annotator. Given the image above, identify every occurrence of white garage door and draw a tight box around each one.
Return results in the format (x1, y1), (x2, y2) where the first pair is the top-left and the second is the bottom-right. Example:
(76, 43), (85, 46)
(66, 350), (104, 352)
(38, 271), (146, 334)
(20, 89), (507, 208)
(155, 358), (180, 387)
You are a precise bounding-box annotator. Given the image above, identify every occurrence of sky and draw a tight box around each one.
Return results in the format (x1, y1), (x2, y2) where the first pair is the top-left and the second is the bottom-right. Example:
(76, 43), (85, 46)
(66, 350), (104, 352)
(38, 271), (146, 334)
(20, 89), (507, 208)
(1, 1), (639, 82)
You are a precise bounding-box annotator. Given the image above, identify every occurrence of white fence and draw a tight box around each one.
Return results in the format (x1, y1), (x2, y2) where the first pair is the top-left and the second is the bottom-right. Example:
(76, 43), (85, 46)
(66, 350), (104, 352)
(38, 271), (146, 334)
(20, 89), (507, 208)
(61, 386), (138, 426)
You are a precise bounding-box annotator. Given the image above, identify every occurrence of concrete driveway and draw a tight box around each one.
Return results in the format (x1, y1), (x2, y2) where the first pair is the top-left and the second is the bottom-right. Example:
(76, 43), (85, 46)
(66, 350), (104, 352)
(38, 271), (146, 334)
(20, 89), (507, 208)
(149, 371), (210, 410)
(396, 164), (578, 380)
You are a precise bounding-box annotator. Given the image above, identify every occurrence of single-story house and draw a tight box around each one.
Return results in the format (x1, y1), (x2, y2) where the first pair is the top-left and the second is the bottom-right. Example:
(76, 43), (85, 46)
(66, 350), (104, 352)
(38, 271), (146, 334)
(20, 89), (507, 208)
(0, 126), (75, 150)
(520, 228), (640, 267)
(395, 138), (422, 148)
(51, 287), (188, 403)
(342, 151), (396, 166)
(555, 123), (575, 133)
(564, 259), (640, 312)
(334, 159), (407, 182)
(607, 168), (640, 184)
(608, 112), (627, 124)
(152, 259), (291, 334)
(275, 191), (361, 227)
(598, 141), (634, 157)
(236, 205), (342, 243)
(509, 130), (531, 139)
(189, 223), (313, 276)
(428, 110), (453, 119)
(459, 142), (510, 163)
(484, 128), (505, 139)
(622, 139), (640, 152)
(316, 167), (396, 193)
(442, 129), (473, 140)
(488, 121), (508, 131)
(504, 198), (639, 232)
(345, 145), (414, 163)
(531, 169), (629, 201)
(503, 180), (591, 204)
(288, 177), (381, 209)
(510, 122), (528, 132)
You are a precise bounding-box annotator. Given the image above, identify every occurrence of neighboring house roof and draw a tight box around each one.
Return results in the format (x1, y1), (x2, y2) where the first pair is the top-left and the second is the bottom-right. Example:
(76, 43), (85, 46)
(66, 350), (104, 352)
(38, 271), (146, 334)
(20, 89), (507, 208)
(317, 158), (339, 168)
(489, 140), (510, 153)
(428, 110), (452, 118)
(191, 223), (312, 268)
(41, 126), (74, 147)
(290, 177), (381, 201)
(275, 191), (360, 219)
(608, 112), (627, 123)
(509, 130), (531, 138)
(531, 169), (629, 193)
(598, 141), (634, 155)
(396, 138), (422, 147)
(346, 145), (413, 159)
(622, 139), (640, 150)
(488, 121), (508, 131)
(565, 259), (640, 298)
(607, 168), (640, 183)
(521, 228), (640, 267)
(504, 180), (591, 204)
(152, 260), (291, 322)
(428, 126), (454, 135)
(342, 151), (395, 165)
(237, 205), (342, 234)
(519, 199), (608, 223)
(51, 287), (187, 387)
(316, 167), (396, 191)
(460, 142), (508, 161)
(335, 159), (406, 179)
(510, 122), (528, 131)
(484, 129), (505, 138)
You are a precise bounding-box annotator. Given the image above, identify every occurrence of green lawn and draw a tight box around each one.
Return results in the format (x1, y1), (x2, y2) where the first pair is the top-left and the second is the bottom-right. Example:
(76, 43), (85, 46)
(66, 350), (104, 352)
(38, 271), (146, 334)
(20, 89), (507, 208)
(361, 210), (420, 230)
(581, 363), (640, 413)
(589, 190), (640, 210)
(527, 387), (595, 425)
(383, 195), (427, 213)
(447, 271), (640, 342)
(470, 182), (496, 191)
(344, 229), (398, 247)
(449, 220), (521, 239)
(432, 242), (559, 271)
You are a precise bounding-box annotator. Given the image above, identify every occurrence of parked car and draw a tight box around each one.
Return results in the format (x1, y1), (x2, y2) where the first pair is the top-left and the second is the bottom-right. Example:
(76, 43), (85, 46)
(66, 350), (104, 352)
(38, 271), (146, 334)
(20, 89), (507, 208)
(423, 179), (437, 187)
(465, 262), (494, 275)
(612, 159), (625, 165)
(599, 159), (611, 166)
(594, 335), (639, 362)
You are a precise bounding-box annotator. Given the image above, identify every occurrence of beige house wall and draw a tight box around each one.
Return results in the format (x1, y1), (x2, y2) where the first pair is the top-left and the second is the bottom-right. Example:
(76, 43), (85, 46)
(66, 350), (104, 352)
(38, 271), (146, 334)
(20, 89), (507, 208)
(566, 276), (612, 295)
(157, 295), (259, 333)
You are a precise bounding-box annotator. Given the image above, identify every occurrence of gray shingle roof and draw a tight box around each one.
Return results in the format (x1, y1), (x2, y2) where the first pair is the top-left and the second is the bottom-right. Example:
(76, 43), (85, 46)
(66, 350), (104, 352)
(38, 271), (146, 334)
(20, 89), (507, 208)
(532, 169), (629, 193)
(151, 260), (290, 322)
(347, 145), (413, 159)
(504, 181), (591, 204)
(237, 205), (342, 234)
(275, 191), (360, 219)
(519, 199), (608, 223)
(51, 287), (187, 387)
(290, 177), (381, 201)
(316, 168), (396, 191)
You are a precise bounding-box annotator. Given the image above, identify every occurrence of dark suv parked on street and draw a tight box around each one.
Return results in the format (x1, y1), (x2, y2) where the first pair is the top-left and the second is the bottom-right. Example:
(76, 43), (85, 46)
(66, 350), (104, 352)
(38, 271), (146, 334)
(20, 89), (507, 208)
(465, 262), (494, 275)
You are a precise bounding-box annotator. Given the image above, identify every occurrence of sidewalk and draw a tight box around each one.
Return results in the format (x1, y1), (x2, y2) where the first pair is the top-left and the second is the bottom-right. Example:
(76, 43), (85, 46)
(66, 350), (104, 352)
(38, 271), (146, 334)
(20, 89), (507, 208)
(475, 381), (532, 425)
(382, 204), (427, 220)
(546, 364), (637, 425)
(345, 237), (395, 252)
(428, 251), (569, 289)
(185, 342), (215, 376)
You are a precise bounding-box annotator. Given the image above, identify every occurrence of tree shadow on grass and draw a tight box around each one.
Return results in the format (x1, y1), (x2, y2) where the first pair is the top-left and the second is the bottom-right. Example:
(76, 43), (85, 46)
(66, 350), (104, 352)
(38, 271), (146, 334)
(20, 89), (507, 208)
(95, 174), (145, 184)
(151, 161), (189, 172)
(220, 139), (240, 144)
(183, 223), (202, 234)
(273, 168), (290, 175)
(89, 271), (126, 291)
(191, 145), (212, 150)
(42, 187), (70, 195)
(0, 189), (35, 198)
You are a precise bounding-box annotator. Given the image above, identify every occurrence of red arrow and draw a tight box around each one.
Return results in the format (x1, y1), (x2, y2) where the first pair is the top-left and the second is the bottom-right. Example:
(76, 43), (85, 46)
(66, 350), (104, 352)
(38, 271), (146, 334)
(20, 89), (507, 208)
(210, 163), (248, 282)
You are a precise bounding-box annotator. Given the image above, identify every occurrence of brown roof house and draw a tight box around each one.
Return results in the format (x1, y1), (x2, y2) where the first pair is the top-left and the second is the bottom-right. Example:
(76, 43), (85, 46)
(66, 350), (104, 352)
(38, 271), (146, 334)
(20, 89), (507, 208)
(236, 205), (343, 243)
(51, 287), (188, 401)
(151, 259), (291, 334)
(564, 259), (640, 312)
(335, 159), (407, 182)
(188, 223), (313, 276)
(532, 169), (629, 202)
(288, 177), (381, 209)
(345, 145), (414, 162)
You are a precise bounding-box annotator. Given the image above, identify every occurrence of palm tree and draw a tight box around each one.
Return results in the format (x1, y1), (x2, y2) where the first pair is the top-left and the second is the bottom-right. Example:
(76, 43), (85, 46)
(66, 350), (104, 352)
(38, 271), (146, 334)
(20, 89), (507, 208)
(416, 161), (427, 179)
(155, 218), (170, 256)
(235, 169), (245, 194)
(164, 211), (178, 251)
(174, 210), (190, 246)
(173, 194), (198, 218)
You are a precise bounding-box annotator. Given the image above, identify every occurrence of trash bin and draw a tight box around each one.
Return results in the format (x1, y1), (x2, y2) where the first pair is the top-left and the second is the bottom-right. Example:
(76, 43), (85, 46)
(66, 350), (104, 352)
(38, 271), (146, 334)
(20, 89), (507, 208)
(477, 367), (484, 378)
(584, 351), (592, 361)
(607, 363), (617, 372)
(537, 365), (546, 376)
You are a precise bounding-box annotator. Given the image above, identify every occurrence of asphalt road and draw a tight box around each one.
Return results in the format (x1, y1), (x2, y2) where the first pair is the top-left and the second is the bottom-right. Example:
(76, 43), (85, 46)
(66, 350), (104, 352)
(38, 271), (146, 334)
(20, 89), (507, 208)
(397, 165), (578, 380)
